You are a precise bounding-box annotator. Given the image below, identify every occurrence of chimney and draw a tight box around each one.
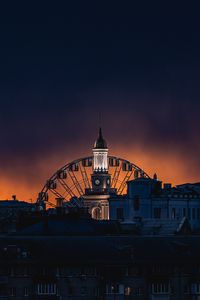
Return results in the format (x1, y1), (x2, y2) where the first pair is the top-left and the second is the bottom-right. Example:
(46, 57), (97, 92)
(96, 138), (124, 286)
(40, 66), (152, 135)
(12, 195), (17, 201)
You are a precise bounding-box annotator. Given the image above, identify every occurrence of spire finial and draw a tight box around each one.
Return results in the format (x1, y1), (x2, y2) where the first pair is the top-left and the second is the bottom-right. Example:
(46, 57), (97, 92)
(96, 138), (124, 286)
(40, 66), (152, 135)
(94, 125), (107, 149)
(99, 112), (102, 128)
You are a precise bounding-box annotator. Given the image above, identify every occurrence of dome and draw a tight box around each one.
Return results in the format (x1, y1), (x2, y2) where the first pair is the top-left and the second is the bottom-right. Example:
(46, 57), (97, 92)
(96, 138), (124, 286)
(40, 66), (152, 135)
(93, 128), (108, 149)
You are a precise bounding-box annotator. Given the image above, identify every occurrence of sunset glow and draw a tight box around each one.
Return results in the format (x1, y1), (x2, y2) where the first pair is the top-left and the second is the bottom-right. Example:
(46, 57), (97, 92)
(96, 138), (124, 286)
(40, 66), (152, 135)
(0, 142), (198, 201)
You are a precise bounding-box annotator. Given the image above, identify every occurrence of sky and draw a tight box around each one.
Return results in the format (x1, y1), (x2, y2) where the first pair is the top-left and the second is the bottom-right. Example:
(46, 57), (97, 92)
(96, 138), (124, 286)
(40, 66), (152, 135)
(0, 2), (200, 200)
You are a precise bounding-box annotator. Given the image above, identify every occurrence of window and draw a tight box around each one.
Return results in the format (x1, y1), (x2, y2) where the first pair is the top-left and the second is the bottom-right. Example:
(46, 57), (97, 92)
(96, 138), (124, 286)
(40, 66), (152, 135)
(80, 286), (87, 295)
(68, 286), (73, 295)
(22, 266), (28, 277)
(171, 208), (176, 219)
(24, 287), (29, 296)
(192, 208), (196, 220)
(116, 208), (124, 220)
(37, 283), (57, 295)
(184, 284), (190, 294)
(94, 287), (99, 296)
(154, 208), (161, 219)
(183, 208), (186, 217)
(152, 283), (169, 294)
(191, 283), (200, 294)
(125, 286), (131, 295)
(197, 208), (200, 219)
(188, 208), (191, 219)
(135, 287), (144, 295)
(10, 267), (14, 277)
(10, 287), (16, 296)
(106, 284), (124, 294)
(127, 266), (139, 276)
(134, 196), (140, 211)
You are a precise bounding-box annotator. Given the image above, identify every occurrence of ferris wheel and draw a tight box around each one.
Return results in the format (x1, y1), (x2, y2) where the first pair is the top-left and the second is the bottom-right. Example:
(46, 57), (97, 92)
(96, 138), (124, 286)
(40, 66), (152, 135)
(37, 155), (150, 208)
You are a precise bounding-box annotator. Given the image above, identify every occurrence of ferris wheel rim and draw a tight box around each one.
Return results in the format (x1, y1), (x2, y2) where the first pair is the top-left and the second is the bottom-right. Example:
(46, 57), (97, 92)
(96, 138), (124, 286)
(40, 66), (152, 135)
(38, 155), (150, 204)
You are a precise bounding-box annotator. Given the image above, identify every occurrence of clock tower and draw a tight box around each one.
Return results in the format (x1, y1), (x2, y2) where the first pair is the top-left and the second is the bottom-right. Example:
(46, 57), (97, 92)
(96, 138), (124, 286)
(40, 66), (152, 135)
(83, 128), (116, 220)
(91, 127), (111, 192)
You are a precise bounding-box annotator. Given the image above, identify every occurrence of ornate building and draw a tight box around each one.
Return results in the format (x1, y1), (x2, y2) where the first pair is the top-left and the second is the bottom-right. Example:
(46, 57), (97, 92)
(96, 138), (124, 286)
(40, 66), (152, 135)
(83, 128), (116, 220)
(35, 128), (200, 235)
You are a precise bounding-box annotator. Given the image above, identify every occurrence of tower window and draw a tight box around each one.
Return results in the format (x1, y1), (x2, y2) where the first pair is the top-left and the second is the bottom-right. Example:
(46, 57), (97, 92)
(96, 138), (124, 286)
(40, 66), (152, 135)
(91, 207), (101, 220)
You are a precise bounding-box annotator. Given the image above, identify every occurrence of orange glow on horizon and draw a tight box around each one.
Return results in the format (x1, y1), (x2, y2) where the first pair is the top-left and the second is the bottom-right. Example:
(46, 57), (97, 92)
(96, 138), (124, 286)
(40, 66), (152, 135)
(0, 143), (199, 202)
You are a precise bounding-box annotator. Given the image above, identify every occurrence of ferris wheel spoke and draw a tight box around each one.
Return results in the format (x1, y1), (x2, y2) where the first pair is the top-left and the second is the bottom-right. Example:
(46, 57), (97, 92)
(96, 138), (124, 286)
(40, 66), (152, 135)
(78, 161), (91, 189)
(58, 178), (76, 198)
(112, 164), (122, 188)
(118, 169), (135, 194)
(49, 188), (65, 200)
(67, 169), (84, 197)
(111, 165), (119, 186)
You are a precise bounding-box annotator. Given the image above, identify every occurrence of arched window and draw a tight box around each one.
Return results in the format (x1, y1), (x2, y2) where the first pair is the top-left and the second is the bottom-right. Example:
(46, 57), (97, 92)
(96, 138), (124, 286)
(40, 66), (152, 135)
(91, 207), (101, 220)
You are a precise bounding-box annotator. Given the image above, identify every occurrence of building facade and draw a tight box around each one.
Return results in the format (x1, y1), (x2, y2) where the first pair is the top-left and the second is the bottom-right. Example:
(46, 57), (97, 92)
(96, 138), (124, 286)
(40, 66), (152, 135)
(81, 129), (200, 235)
(109, 178), (200, 234)
(0, 216), (199, 300)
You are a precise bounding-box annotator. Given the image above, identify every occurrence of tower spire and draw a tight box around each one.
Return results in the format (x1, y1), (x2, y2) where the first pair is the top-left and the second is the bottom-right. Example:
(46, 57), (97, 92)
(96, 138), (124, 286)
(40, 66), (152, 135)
(94, 127), (107, 149)
(93, 127), (108, 172)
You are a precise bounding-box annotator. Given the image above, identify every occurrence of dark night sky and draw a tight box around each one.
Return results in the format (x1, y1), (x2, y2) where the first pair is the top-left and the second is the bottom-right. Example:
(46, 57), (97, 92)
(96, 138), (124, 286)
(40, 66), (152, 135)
(0, 2), (200, 199)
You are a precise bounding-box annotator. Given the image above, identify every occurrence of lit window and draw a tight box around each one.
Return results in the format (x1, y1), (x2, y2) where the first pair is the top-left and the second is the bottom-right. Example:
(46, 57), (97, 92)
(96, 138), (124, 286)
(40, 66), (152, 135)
(106, 284), (124, 294)
(37, 283), (57, 295)
(125, 286), (131, 295)
(191, 283), (200, 294)
(152, 283), (170, 294)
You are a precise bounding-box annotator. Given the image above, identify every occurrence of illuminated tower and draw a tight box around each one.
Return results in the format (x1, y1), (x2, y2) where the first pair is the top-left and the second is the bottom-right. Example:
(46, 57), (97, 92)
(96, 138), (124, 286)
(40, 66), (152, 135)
(83, 128), (116, 220)
(93, 127), (108, 172)
(91, 128), (111, 192)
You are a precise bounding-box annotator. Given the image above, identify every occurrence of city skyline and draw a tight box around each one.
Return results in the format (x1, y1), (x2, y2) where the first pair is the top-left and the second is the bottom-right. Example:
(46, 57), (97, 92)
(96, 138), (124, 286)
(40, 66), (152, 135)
(0, 3), (200, 200)
(1, 127), (199, 201)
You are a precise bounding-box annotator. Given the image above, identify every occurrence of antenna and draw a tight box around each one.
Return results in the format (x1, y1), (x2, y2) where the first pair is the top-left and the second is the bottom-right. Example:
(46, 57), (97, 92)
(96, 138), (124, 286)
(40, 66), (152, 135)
(99, 112), (102, 128)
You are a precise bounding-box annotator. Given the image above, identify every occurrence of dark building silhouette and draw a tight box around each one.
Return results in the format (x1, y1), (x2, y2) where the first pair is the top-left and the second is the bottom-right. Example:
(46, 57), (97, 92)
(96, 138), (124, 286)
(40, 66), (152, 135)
(0, 209), (198, 299)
